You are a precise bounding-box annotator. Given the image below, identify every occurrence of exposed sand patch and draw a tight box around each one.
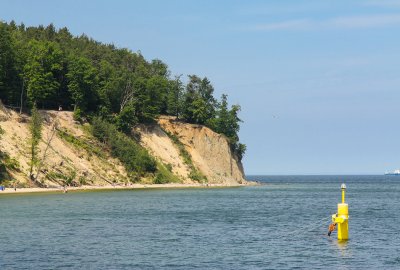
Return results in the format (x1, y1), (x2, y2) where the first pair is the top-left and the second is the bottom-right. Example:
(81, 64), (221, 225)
(134, 124), (192, 182)
(158, 116), (246, 184)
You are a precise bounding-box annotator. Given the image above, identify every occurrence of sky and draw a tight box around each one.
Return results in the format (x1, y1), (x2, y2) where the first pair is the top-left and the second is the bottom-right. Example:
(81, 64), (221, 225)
(1, 0), (400, 175)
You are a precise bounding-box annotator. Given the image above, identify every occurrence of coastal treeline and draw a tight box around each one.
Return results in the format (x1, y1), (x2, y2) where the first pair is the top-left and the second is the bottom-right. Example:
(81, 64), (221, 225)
(0, 21), (246, 161)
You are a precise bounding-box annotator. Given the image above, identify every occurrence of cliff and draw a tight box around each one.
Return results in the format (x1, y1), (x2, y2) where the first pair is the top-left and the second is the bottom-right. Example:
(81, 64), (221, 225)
(0, 103), (246, 187)
(135, 116), (246, 185)
(0, 104), (128, 187)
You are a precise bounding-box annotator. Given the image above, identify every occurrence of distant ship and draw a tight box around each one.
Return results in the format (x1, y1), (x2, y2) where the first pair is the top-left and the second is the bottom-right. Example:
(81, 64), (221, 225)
(385, 169), (400, 175)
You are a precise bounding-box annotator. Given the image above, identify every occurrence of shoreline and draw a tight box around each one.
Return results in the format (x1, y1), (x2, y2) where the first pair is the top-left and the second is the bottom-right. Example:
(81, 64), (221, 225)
(0, 182), (259, 195)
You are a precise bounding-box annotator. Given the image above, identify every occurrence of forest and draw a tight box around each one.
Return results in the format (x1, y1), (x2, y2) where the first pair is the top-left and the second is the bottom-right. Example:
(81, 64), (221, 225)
(0, 21), (246, 165)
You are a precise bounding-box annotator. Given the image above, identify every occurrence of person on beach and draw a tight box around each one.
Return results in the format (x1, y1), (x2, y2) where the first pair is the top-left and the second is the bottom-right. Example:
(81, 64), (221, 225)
(328, 223), (336, 237)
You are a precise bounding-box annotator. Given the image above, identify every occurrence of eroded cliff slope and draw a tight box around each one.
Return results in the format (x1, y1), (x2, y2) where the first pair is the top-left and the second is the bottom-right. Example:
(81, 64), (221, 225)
(136, 116), (246, 185)
(0, 103), (246, 187)
(0, 105), (128, 187)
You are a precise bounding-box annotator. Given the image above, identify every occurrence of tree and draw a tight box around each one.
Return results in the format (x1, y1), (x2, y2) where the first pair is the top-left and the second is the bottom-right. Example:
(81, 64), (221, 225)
(145, 75), (168, 116)
(0, 22), (20, 106)
(166, 75), (184, 117)
(182, 75), (217, 124)
(213, 94), (229, 133)
(150, 59), (169, 77)
(23, 40), (63, 107)
(213, 94), (246, 161)
(131, 76), (168, 123)
(34, 118), (59, 183)
(118, 70), (136, 113)
(66, 55), (98, 112)
(97, 60), (118, 114)
(236, 143), (246, 161)
(28, 104), (42, 181)
(191, 98), (209, 124)
(198, 77), (217, 117)
(116, 102), (138, 133)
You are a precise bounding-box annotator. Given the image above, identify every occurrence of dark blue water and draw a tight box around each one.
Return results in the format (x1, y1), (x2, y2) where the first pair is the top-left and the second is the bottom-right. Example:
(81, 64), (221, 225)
(0, 175), (399, 269)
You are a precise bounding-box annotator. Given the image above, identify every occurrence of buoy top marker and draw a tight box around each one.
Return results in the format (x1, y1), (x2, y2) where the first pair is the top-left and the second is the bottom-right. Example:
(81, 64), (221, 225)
(341, 183), (346, 204)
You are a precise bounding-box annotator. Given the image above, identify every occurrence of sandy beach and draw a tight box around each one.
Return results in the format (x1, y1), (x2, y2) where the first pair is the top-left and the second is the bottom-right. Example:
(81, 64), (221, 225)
(0, 182), (257, 195)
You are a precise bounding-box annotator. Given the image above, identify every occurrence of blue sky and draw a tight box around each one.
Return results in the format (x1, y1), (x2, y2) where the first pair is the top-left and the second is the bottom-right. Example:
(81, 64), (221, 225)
(2, 0), (400, 174)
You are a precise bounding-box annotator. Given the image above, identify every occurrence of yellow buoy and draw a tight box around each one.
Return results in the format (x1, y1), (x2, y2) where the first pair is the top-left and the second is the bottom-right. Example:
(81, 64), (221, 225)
(332, 183), (349, 240)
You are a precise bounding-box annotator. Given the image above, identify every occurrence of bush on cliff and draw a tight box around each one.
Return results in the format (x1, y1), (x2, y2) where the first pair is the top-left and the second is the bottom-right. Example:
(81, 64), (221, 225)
(91, 117), (156, 180)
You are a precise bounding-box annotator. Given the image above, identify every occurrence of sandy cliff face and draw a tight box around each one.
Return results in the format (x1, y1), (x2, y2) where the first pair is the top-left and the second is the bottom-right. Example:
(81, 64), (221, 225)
(136, 116), (246, 185)
(0, 103), (246, 186)
(0, 104), (128, 186)
(134, 124), (192, 182)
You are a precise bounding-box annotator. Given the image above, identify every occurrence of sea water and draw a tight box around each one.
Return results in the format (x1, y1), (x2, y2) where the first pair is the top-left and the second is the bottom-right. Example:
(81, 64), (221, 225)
(0, 175), (399, 269)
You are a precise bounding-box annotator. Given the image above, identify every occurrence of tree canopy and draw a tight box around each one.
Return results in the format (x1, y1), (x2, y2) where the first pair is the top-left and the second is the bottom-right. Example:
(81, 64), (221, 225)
(0, 21), (246, 160)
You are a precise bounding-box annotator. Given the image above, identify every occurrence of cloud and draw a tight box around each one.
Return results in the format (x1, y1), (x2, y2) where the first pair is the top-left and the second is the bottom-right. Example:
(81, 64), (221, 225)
(248, 14), (400, 32)
(251, 19), (312, 31)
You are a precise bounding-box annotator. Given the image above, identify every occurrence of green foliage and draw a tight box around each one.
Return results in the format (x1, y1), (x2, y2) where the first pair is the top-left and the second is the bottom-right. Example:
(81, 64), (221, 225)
(166, 76), (184, 117)
(57, 129), (106, 158)
(182, 75), (216, 125)
(116, 102), (138, 133)
(0, 151), (21, 183)
(189, 170), (206, 182)
(153, 161), (180, 184)
(165, 163), (173, 172)
(0, 22), (21, 106)
(3, 156), (20, 171)
(145, 75), (169, 116)
(0, 160), (8, 183)
(66, 55), (98, 111)
(73, 108), (83, 122)
(28, 104), (42, 177)
(213, 94), (245, 161)
(236, 143), (247, 162)
(0, 126), (10, 182)
(46, 170), (76, 186)
(65, 170), (76, 186)
(91, 117), (157, 180)
(78, 175), (89, 185)
(23, 40), (63, 107)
